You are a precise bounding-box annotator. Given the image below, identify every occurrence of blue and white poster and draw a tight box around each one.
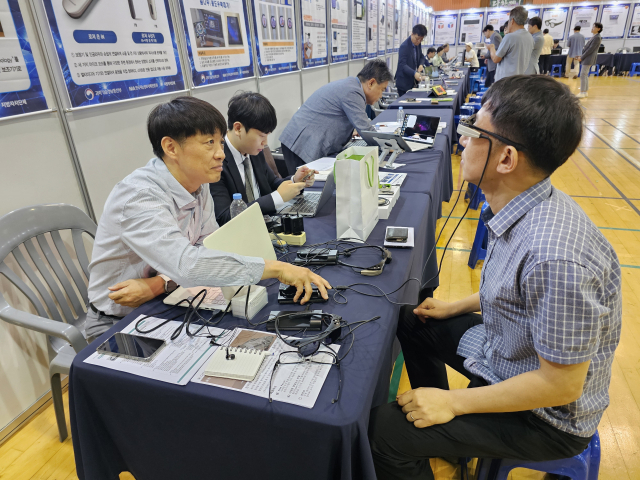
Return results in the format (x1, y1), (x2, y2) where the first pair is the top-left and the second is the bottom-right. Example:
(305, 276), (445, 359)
(601, 4), (631, 39)
(367, 0), (378, 58)
(542, 7), (569, 40)
(178, 0), (254, 87)
(42, 0), (184, 109)
(330, 0), (348, 62)
(378, 0), (385, 55)
(0, 0), (48, 119)
(301, 0), (328, 67)
(252, 0), (297, 76)
(569, 6), (599, 39)
(351, 0), (366, 60)
(434, 14), (457, 46)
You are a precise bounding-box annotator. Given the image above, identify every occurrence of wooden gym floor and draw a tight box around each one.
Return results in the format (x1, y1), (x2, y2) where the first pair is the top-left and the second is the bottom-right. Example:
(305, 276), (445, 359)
(0, 75), (639, 480)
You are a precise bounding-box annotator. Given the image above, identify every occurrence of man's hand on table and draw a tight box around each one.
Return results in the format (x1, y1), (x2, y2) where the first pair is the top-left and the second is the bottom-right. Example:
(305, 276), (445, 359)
(397, 388), (456, 428)
(108, 277), (165, 308)
(262, 260), (332, 304)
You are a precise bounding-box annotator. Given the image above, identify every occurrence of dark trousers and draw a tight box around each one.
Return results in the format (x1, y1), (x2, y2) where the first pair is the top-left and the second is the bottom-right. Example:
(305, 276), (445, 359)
(484, 69), (496, 88)
(539, 54), (551, 74)
(281, 143), (306, 177)
(368, 306), (592, 480)
(397, 88), (407, 98)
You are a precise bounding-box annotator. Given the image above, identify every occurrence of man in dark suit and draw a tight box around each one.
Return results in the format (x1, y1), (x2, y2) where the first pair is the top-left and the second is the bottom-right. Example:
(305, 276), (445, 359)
(395, 24), (429, 98)
(210, 92), (316, 225)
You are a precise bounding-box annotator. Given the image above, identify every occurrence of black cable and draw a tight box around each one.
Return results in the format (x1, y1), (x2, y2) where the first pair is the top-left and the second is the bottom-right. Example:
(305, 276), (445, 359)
(331, 277), (421, 306)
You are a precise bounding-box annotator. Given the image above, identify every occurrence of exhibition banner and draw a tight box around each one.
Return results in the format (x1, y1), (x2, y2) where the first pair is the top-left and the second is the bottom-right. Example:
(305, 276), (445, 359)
(351, 0), (366, 59)
(434, 14), (457, 46)
(569, 6), (599, 39)
(330, 0), (348, 62)
(400, 0), (409, 44)
(0, 0), (48, 118)
(629, 3), (640, 37)
(393, 0), (400, 51)
(524, 8), (540, 31)
(459, 12), (483, 44)
(252, 0), (297, 75)
(542, 7), (569, 40)
(385, 0), (393, 53)
(367, 0), (378, 58)
(301, 0), (327, 67)
(378, 0), (384, 55)
(601, 3), (630, 39)
(42, 0), (184, 108)
(486, 9), (509, 32)
(178, 0), (253, 87)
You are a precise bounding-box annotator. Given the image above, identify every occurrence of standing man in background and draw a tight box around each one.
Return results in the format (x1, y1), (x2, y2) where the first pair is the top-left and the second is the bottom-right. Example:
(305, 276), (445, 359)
(539, 28), (554, 74)
(279, 59), (392, 175)
(481, 25), (502, 88)
(487, 6), (533, 82)
(576, 23), (603, 98)
(525, 17), (544, 74)
(565, 26), (585, 78)
(395, 24), (429, 98)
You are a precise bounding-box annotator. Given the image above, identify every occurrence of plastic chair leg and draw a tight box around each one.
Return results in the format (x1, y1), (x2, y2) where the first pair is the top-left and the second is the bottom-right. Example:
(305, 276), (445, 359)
(50, 371), (69, 442)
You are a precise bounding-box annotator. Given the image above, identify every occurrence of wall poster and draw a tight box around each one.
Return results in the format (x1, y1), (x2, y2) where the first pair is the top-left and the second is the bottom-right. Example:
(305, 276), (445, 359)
(542, 7), (569, 40)
(433, 14), (457, 46)
(569, 6), (599, 39)
(301, 0), (327, 67)
(378, 0), (385, 55)
(367, 0), (378, 58)
(486, 9), (509, 33)
(393, 0), (400, 51)
(459, 12), (483, 44)
(178, 0), (253, 87)
(42, 0), (184, 108)
(600, 3), (630, 39)
(385, 0), (393, 53)
(351, 0), (367, 59)
(252, 0), (297, 75)
(629, 3), (640, 37)
(0, 0), (48, 118)
(330, 0), (348, 62)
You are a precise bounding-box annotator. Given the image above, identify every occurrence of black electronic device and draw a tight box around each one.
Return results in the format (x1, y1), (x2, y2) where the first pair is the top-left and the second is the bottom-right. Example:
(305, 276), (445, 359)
(293, 248), (339, 265)
(96, 333), (165, 361)
(278, 283), (328, 304)
(266, 310), (323, 331)
(386, 226), (409, 243)
(598, 44), (605, 53)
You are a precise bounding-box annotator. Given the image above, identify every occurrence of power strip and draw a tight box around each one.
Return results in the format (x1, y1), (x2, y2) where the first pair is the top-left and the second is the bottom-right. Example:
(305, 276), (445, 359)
(270, 232), (306, 246)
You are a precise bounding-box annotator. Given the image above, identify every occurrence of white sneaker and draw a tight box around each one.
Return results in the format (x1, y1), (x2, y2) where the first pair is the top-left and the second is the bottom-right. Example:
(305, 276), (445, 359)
(576, 92), (587, 99)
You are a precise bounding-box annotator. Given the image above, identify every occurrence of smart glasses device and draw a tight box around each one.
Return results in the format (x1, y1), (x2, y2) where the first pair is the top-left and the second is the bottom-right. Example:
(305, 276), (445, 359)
(457, 114), (528, 152)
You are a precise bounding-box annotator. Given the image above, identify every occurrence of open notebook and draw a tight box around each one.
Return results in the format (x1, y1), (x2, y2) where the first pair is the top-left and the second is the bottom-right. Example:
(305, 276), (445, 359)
(204, 347), (270, 382)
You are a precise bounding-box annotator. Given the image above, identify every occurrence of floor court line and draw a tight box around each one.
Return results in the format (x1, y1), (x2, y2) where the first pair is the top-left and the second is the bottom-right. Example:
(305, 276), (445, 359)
(583, 126), (640, 173)
(602, 119), (640, 145)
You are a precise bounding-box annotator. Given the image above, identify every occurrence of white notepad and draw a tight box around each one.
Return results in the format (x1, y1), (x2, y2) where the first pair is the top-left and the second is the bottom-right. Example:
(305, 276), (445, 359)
(203, 347), (270, 382)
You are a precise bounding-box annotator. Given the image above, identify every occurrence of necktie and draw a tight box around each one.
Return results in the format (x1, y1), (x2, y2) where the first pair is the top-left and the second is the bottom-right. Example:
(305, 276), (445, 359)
(243, 156), (256, 203)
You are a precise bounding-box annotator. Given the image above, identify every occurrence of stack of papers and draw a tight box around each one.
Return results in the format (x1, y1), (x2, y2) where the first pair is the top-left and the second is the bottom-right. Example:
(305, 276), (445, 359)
(374, 122), (401, 133)
(298, 157), (336, 181)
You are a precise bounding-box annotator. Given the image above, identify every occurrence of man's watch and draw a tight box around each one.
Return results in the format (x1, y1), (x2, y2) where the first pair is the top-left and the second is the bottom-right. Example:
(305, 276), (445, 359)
(158, 274), (178, 294)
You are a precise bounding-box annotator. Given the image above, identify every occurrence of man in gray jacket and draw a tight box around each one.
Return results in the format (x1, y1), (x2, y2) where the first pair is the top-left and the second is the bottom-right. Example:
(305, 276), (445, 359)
(279, 59), (393, 175)
(565, 26), (585, 78)
(576, 23), (602, 98)
(481, 25), (501, 88)
(525, 17), (544, 74)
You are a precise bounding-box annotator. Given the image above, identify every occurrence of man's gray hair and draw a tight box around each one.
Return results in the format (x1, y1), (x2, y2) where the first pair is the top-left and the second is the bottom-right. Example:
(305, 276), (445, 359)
(509, 6), (528, 26)
(357, 59), (393, 84)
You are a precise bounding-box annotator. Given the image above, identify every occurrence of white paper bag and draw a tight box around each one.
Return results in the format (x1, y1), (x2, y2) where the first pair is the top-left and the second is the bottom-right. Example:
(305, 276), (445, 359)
(334, 146), (379, 241)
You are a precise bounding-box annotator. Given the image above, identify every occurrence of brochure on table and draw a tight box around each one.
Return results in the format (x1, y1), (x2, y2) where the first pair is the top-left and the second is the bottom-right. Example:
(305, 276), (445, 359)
(385, 0), (393, 53)
(393, 0), (400, 51)
(542, 7), (569, 41)
(569, 6), (600, 40)
(301, 0), (327, 67)
(367, 0), (378, 58)
(630, 3), (640, 38)
(330, 0), (348, 62)
(352, 0), (366, 59)
(252, 0), (297, 76)
(601, 4), (631, 39)
(178, 0), (253, 87)
(378, 0), (385, 55)
(42, 0), (183, 108)
(0, 0), (48, 119)
(434, 14), (457, 46)
(486, 9), (509, 32)
(459, 12), (483, 44)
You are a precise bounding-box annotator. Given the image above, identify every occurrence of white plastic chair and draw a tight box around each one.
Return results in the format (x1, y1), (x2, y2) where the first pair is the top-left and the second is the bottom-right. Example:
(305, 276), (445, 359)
(0, 204), (94, 441)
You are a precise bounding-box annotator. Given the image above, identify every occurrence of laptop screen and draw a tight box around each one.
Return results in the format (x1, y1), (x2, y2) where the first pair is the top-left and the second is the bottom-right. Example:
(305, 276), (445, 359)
(402, 115), (440, 139)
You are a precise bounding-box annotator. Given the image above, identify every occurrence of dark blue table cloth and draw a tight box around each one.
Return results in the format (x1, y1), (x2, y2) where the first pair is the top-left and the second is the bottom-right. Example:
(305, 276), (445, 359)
(70, 191), (441, 480)
(613, 53), (640, 73)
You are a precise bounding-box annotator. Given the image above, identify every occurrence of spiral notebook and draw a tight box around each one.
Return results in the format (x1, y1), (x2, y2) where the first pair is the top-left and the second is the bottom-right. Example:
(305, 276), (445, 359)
(203, 347), (270, 382)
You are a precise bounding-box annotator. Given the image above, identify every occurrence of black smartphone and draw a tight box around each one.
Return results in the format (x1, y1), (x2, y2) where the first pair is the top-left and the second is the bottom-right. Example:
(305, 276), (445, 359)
(96, 333), (165, 361)
(386, 227), (409, 243)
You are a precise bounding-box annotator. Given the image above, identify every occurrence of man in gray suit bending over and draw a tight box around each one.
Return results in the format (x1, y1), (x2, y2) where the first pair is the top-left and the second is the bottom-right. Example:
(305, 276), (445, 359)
(279, 59), (393, 175)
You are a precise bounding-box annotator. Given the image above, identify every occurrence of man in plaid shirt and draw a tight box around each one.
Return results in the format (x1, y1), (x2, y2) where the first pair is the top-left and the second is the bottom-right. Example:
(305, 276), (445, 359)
(369, 75), (622, 480)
